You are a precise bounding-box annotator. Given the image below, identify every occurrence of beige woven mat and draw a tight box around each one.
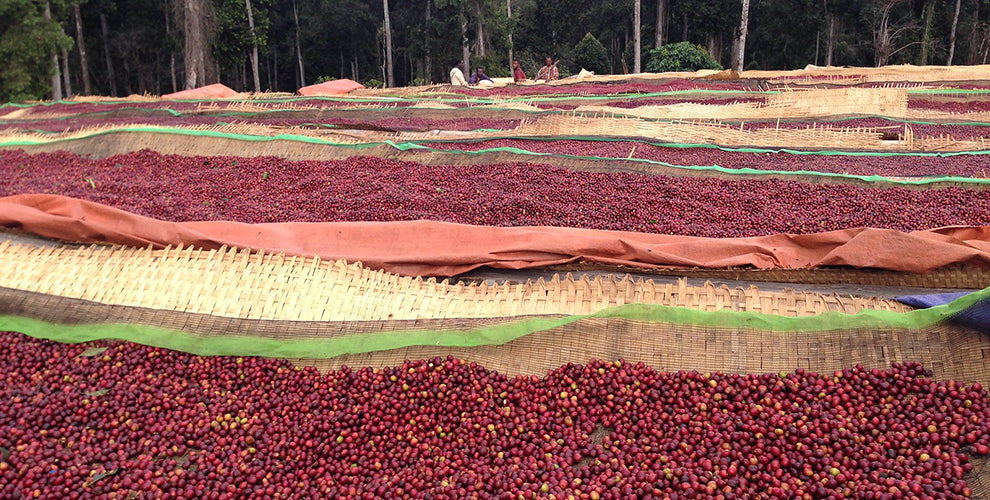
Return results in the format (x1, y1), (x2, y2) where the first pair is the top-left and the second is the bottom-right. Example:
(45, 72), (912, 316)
(0, 241), (910, 323)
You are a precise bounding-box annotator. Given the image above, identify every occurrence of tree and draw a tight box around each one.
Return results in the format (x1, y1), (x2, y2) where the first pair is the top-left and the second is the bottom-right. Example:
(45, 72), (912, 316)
(43, 1), (63, 100)
(246, 0), (260, 91)
(733, 0), (751, 70)
(98, 10), (116, 95)
(965, 0), (983, 64)
(214, 0), (271, 90)
(917, 0), (936, 65)
(747, 0), (820, 69)
(573, 32), (609, 73)
(871, 0), (916, 66)
(292, 0), (303, 86)
(164, 0), (178, 92)
(655, 0), (667, 47)
(0, 0), (72, 102)
(435, 0), (472, 71)
(947, 0), (961, 64)
(669, 0), (738, 66)
(178, 0), (214, 88)
(823, 0), (839, 65)
(72, 1), (91, 94)
(633, 0), (641, 72)
(383, 0), (394, 87)
(646, 41), (722, 72)
(506, 0), (513, 74)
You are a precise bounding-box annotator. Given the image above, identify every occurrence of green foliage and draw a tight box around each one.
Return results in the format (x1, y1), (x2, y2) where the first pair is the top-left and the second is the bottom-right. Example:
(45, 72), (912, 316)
(573, 33), (608, 74)
(0, 0), (73, 102)
(2, 0), (979, 94)
(747, 0), (820, 69)
(645, 42), (723, 73)
(315, 76), (336, 83)
(364, 78), (384, 88)
(470, 55), (510, 78)
(213, 0), (273, 75)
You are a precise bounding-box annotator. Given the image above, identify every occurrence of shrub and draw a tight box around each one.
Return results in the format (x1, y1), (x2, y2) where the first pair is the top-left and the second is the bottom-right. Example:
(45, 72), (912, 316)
(573, 33), (609, 74)
(645, 42), (723, 73)
(470, 56), (511, 78)
(363, 78), (385, 89)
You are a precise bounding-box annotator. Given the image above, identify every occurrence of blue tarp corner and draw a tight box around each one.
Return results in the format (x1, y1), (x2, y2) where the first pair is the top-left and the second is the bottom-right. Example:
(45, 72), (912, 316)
(896, 291), (990, 333)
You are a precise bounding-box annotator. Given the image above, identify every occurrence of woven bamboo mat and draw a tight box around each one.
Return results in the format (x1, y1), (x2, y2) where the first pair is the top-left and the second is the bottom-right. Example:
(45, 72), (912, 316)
(304, 318), (990, 384)
(744, 64), (990, 84)
(576, 87), (909, 121)
(764, 87), (909, 117)
(617, 264), (990, 290)
(512, 114), (888, 150)
(0, 241), (910, 322)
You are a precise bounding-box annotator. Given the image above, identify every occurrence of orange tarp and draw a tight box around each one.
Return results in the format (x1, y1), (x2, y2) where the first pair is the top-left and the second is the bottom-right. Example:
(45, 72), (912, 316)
(297, 79), (365, 96)
(2, 194), (990, 277)
(162, 84), (239, 100)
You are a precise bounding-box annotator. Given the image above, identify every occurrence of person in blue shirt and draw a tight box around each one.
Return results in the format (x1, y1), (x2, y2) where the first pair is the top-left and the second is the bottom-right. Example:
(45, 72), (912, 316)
(468, 67), (493, 86)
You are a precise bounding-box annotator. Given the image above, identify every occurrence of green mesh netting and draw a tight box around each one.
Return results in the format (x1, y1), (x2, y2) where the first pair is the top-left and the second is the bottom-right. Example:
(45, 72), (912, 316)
(2, 287), (985, 359)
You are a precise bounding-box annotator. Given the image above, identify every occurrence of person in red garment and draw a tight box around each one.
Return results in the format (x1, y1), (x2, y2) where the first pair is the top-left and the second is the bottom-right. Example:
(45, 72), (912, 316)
(512, 60), (527, 82)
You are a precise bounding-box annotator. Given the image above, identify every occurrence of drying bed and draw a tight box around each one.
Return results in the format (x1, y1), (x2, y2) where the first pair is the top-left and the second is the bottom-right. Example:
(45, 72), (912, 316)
(2, 150), (989, 236)
(3, 333), (987, 500)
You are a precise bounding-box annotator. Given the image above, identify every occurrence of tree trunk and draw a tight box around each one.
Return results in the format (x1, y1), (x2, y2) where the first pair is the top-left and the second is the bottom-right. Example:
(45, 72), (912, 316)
(655, 0), (666, 47)
(293, 0), (304, 86)
(383, 0), (394, 87)
(633, 0), (641, 73)
(815, 30), (820, 65)
(733, 0), (750, 71)
(72, 3), (91, 95)
(45, 1), (63, 100)
(823, 0), (837, 66)
(183, 0), (196, 88)
(121, 56), (133, 95)
(612, 37), (620, 73)
(825, 14), (837, 65)
(51, 51), (63, 101)
(919, 0), (935, 65)
(376, 28), (385, 83)
(461, 13), (470, 73)
(967, 0), (980, 64)
(182, 0), (210, 88)
(707, 34), (720, 63)
(947, 0), (961, 65)
(61, 46), (73, 96)
(873, 0), (899, 67)
(507, 0), (512, 75)
(475, 1), (485, 57)
(426, 0), (433, 81)
(245, 0), (260, 92)
(100, 13), (117, 96)
(165, 0), (178, 93)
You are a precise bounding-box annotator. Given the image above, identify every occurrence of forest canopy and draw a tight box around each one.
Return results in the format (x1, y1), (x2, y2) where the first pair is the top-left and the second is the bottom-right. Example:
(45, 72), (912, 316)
(2, 0), (988, 102)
